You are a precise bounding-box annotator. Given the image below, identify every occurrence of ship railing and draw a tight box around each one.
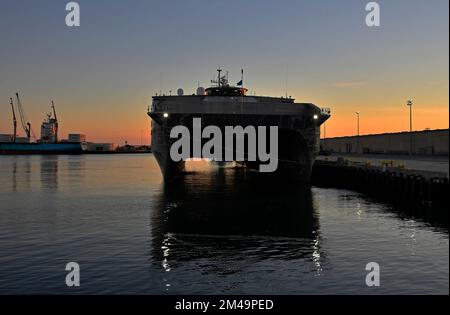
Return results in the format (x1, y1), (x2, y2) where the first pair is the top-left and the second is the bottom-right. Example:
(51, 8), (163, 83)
(321, 108), (331, 115)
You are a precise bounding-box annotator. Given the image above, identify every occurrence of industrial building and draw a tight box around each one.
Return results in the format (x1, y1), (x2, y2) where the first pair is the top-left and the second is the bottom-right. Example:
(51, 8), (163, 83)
(68, 134), (87, 143)
(0, 134), (29, 143)
(321, 129), (449, 156)
(0, 134), (13, 142)
(86, 142), (116, 152)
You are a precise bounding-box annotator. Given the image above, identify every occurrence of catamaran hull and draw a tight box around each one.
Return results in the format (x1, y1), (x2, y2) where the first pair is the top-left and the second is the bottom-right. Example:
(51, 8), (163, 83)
(149, 112), (325, 182)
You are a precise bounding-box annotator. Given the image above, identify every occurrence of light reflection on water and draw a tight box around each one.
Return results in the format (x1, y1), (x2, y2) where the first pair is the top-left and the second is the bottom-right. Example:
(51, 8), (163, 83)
(0, 155), (448, 294)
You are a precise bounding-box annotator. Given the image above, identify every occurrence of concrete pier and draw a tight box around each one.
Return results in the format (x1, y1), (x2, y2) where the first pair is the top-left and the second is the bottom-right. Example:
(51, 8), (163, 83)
(317, 153), (449, 177)
(312, 158), (449, 226)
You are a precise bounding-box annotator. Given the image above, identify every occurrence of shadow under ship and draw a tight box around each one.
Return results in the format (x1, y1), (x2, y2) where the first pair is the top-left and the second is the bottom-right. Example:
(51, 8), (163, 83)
(148, 70), (330, 182)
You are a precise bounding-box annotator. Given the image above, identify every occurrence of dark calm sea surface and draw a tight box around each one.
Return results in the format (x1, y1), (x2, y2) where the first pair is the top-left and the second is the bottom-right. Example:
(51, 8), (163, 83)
(0, 154), (448, 294)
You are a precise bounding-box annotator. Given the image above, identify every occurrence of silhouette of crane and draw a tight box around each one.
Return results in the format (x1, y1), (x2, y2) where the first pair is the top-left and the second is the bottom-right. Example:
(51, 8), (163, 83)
(51, 100), (58, 143)
(9, 98), (17, 143)
(15, 93), (36, 142)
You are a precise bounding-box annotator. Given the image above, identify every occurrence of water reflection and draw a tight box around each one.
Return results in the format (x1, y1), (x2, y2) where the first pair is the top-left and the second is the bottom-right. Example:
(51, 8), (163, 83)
(39, 156), (59, 191)
(11, 156), (31, 192)
(151, 167), (323, 274)
(67, 155), (86, 188)
(12, 157), (17, 192)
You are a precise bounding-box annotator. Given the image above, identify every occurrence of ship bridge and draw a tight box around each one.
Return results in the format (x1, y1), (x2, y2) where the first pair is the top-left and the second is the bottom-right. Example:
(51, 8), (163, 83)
(205, 86), (248, 97)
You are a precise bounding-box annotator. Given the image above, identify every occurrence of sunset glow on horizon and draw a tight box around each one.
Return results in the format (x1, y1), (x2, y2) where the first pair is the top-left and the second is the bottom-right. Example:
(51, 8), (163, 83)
(1, 0), (448, 144)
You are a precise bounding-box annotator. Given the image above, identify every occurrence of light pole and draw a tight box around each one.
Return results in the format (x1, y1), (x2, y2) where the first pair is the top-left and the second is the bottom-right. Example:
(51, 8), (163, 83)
(355, 112), (360, 154)
(407, 100), (413, 155)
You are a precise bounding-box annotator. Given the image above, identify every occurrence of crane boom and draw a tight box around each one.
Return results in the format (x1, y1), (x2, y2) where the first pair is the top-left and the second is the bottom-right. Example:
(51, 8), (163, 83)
(51, 100), (58, 143)
(15, 93), (28, 135)
(10, 98), (17, 143)
(15, 93), (36, 142)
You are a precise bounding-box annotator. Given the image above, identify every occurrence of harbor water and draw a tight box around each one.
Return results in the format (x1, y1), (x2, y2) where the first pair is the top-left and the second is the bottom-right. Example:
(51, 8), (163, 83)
(0, 154), (448, 294)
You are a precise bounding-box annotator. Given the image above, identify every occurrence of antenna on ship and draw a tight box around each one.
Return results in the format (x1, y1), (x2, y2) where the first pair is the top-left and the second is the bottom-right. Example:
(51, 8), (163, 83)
(237, 69), (244, 87)
(217, 68), (222, 87)
(239, 69), (244, 114)
(159, 71), (163, 96)
(284, 64), (288, 99)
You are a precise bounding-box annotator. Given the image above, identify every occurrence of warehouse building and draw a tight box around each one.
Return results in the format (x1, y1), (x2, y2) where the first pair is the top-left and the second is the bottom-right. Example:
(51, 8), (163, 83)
(321, 129), (449, 156)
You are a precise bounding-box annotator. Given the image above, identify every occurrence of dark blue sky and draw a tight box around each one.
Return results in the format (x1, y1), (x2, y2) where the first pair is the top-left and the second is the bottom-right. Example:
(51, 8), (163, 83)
(0, 0), (448, 142)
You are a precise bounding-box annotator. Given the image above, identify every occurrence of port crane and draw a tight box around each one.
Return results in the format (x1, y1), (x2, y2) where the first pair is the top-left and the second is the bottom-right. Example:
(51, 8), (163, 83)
(9, 97), (17, 143)
(15, 92), (36, 142)
(51, 101), (58, 143)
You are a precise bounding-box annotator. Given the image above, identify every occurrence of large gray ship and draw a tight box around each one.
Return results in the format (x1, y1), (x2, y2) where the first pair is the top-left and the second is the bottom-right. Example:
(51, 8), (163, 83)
(148, 70), (330, 182)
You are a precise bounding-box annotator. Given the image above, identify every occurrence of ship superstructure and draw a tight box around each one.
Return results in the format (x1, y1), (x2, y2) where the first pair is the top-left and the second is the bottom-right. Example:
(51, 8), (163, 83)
(40, 101), (59, 143)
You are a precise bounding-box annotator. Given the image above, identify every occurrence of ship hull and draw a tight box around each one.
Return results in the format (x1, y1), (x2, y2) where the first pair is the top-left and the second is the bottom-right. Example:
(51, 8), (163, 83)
(0, 143), (85, 155)
(149, 112), (324, 182)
